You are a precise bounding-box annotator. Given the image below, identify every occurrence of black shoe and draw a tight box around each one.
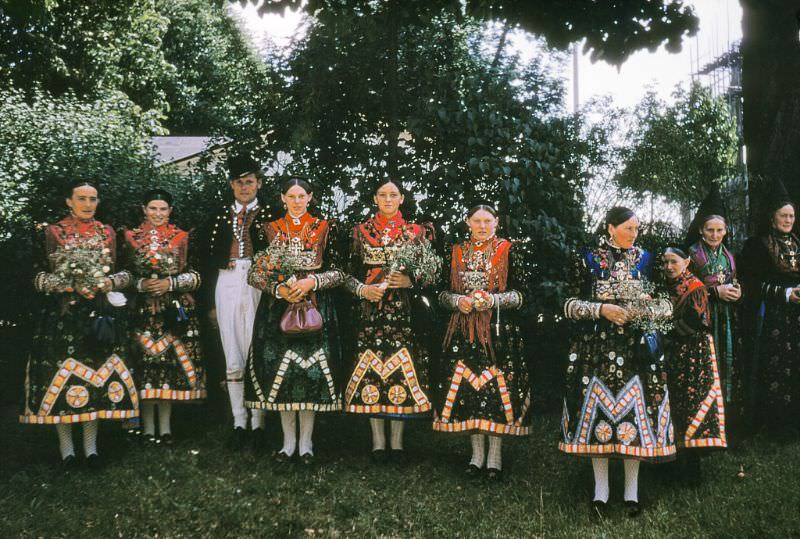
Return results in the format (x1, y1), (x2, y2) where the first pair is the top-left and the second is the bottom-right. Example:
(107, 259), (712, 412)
(61, 455), (78, 473)
(273, 450), (293, 464)
(390, 449), (407, 465)
(464, 464), (482, 478)
(370, 449), (387, 464)
(251, 428), (267, 452)
(124, 429), (142, 443)
(144, 433), (158, 444)
(625, 501), (642, 518)
(299, 453), (315, 466)
(590, 500), (607, 520)
(228, 427), (247, 451)
(86, 453), (102, 471)
(486, 467), (504, 481)
(160, 433), (174, 446)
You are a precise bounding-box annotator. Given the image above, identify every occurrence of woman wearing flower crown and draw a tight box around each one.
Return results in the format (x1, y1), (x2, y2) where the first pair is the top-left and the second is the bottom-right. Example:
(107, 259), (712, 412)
(22, 180), (136, 470)
(662, 247), (727, 481)
(343, 179), (441, 462)
(244, 178), (345, 464)
(432, 203), (530, 481)
(124, 189), (205, 445)
(560, 207), (674, 517)
(739, 179), (800, 433)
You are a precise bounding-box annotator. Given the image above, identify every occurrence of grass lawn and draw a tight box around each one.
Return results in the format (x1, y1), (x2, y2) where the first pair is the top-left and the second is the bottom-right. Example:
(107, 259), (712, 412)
(1, 403), (798, 538)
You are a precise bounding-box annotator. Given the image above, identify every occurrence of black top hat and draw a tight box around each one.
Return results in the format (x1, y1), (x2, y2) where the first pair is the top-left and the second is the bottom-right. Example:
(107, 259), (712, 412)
(226, 153), (261, 181)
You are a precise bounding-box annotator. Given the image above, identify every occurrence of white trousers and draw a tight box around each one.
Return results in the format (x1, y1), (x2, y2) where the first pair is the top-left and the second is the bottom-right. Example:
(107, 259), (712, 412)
(215, 260), (262, 428)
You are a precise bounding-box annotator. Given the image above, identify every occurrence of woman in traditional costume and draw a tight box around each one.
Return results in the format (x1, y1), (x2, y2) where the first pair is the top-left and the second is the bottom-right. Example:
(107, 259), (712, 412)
(560, 207), (674, 517)
(433, 203), (530, 480)
(662, 247), (727, 479)
(245, 178), (345, 464)
(739, 179), (800, 433)
(21, 180), (136, 469)
(343, 179), (441, 462)
(685, 186), (741, 417)
(124, 189), (204, 444)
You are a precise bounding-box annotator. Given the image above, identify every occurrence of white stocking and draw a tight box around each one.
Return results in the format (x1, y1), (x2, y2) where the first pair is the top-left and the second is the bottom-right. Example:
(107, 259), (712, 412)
(369, 418), (386, 451)
(227, 380), (247, 429)
(279, 411), (297, 456)
(55, 423), (75, 460)
(487, 436), (503, 470)
(624, 459), (640, 502)
(251, 408), (266, 431)
(141, 402), (156, 437)
(470, 434), (486, 468)
(82, 420), (99, 457)
(158, 401), (172, 436)
(592, 458), (610, 503)
(389, 420), (404, 450)
(298, 410), (315, 456)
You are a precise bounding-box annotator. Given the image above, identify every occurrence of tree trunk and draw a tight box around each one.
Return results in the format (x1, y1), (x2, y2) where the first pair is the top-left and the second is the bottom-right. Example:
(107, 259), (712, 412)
(740, 0), (800, 232)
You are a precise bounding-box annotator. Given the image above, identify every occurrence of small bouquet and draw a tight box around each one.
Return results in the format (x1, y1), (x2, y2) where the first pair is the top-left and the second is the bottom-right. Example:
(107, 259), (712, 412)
(248, 244), (300, 290)
(620, 281), (673, 334)
(380, 241), (442, 289)
(50, 237), (113, 299)
(133, 245), (181, 279)
(471, 289), (493, 310)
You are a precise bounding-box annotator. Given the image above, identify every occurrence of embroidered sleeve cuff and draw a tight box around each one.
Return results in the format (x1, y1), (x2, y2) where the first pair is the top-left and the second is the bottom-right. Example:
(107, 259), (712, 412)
(247, 270), (269, 291)
(438, 291), (464, 311)
(313, 270), (345, 291)
(344, 276), (365, 297)
(491, 290), (523, 310)
(33, 272), (62, 294)
(760, 283), (789, 304)
(110, 271), (132, 291)
(564, 298), (602, 320)
(173, 271), (201, 292)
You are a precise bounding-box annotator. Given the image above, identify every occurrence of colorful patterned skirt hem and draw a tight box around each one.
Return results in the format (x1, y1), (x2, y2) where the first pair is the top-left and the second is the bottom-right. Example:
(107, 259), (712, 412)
(139, 388), (207, 401)
(20, 409), (139, 425)
(558, 442), (676, 460)
(245, 400), (342, 412)
(345, 403), (432, 415)
(683, 438), (727, 449)
(432, 418), (529, 436)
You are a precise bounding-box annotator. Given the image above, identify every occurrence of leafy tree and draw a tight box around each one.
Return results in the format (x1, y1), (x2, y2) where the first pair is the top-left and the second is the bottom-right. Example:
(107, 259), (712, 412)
(265, 4), (590, 317)
(0, 88), (222, 321)
(242, 0), (699, 65)
(156, 0), (282, 141)
(614, 82), (739, 207)
(0, 0), (176, 119)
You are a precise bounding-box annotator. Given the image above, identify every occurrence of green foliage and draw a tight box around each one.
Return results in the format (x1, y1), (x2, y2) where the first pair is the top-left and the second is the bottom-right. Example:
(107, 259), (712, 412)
(614, 82), (739, 207)
(466, 0), (699, 64)
(0, 0), (280, 140)
(157, 0), (281, 140)
(0, 0), (176, 118)
(240, 0), (700, 65)
(271, 5), (590, 315)
(0, 88), (219, 324)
